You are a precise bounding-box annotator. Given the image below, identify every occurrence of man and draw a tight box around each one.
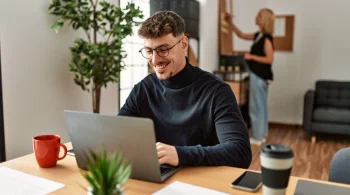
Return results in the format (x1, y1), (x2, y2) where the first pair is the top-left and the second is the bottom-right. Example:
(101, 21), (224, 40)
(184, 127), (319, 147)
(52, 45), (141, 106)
(119, 11), (251, 168)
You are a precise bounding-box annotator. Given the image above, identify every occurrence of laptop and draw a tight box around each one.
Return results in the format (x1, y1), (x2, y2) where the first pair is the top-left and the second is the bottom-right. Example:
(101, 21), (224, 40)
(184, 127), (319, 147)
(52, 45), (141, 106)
(63, 110), (181, 183)
(294, 179), (350, 195)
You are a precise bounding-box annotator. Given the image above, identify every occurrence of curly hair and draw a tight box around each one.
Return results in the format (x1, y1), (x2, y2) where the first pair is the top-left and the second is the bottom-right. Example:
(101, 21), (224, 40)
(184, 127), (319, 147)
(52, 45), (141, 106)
(138, 11), (185, 39)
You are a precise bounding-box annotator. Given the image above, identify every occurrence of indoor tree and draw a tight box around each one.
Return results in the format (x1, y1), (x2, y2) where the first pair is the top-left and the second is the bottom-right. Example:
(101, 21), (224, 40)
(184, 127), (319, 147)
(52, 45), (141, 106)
(49, 0), (143, 113)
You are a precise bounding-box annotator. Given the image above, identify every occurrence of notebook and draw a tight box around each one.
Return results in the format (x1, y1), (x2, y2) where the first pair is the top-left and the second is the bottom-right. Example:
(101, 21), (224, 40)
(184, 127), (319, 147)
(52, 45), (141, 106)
(152, 181), (230, 195)
(0, 167), (65, 195)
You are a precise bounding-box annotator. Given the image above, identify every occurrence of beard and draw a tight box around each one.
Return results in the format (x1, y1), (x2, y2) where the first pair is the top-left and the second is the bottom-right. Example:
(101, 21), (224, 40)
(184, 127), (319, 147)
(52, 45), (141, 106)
(150, 60), (174, 80)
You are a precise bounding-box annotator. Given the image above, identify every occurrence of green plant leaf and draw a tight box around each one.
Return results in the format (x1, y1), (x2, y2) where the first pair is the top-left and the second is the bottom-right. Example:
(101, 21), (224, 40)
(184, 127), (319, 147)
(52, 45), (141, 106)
(49, 0), (143, 112)
(69, 64), (77, 72)
(51, 18), (64, 33)
(79, 148), (132, 194)
(84, 173), (100, 191)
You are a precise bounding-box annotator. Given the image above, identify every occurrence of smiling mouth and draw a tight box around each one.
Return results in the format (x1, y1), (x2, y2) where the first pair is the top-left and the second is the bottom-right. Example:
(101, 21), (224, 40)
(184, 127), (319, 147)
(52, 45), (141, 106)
(154, 62), (170, 70)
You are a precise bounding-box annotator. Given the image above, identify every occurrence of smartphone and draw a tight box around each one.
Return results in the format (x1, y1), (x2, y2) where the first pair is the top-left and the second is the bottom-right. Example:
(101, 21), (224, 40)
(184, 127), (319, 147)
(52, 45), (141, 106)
(231, 170), (262, 192)
(67, 149), (75, 156)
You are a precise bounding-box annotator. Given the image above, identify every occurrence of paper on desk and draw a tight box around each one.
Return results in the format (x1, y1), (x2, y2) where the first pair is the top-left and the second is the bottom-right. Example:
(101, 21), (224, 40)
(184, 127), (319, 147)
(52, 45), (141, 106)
(152, 181), (230, 195)
(0, 167), (65, 195)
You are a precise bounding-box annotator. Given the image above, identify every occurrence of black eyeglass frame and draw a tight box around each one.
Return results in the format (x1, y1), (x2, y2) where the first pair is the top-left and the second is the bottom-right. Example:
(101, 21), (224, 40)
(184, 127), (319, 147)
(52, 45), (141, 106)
(138, 37), (184, 59)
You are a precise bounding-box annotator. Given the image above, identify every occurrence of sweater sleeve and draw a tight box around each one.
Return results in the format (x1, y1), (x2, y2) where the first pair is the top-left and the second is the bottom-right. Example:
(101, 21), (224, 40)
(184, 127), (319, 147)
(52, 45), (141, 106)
(175, 84), (252, 168)
(118, 84), (140, 117)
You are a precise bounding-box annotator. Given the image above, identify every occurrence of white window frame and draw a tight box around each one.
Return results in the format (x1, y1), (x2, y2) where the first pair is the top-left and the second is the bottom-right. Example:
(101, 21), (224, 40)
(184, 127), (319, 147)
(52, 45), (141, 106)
(118, 0), (150, 110)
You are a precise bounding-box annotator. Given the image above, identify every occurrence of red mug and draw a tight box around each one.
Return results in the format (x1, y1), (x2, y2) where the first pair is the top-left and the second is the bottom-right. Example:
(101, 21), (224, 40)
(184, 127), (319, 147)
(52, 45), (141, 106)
(33, 134), (67, 168)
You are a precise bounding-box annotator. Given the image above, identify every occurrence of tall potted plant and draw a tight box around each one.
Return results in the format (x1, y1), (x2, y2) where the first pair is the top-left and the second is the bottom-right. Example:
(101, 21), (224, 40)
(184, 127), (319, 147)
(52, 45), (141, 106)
(49, 0), (143, 113)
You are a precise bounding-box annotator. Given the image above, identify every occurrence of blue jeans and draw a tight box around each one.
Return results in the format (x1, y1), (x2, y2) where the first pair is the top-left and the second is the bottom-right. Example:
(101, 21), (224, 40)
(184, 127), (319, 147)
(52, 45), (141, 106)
(249, 72), (269, 140)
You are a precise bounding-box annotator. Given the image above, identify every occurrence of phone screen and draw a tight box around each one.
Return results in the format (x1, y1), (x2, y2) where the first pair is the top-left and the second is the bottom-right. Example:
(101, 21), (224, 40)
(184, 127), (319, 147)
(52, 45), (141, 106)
(231, 171), (262, 190)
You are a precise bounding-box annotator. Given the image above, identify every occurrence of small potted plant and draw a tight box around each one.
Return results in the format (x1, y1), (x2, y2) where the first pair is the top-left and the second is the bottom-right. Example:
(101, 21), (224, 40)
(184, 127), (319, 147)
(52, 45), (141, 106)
(81, 149), (132, 195)
(220, 58), (226, 72)
(227, 65), (233, 72)
(234, 63), (240, 72)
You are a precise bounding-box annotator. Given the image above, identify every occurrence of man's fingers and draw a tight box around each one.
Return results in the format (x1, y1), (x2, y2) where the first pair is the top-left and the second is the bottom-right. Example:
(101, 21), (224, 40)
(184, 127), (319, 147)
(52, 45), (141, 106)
(158, 156), (167, 165)
(157, 151), (166, 158)
(156, 145), (165, 151)
(156, 142), (164, 150)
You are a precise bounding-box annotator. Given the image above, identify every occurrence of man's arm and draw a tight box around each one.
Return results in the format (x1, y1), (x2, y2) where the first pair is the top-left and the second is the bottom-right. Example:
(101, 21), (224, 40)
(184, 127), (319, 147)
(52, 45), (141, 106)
(118, 85), (140, 117)
(174, 84), (252, 168)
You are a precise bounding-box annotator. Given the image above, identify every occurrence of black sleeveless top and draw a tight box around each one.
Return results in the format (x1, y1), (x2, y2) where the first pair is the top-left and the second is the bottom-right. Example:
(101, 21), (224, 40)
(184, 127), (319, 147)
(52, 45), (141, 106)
(247, 32), (274, 81)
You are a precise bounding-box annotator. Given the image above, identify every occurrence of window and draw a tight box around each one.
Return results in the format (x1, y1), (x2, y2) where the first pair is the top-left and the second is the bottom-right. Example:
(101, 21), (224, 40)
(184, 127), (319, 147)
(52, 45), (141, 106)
(119, 0), (150, 109)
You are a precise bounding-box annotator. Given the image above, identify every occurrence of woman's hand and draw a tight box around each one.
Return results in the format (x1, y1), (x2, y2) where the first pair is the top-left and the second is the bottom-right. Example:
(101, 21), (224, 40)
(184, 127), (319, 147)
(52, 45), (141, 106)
(224, 12), (232, 21)
(244, 53), (253, 60)
(223, 12), (254, 41)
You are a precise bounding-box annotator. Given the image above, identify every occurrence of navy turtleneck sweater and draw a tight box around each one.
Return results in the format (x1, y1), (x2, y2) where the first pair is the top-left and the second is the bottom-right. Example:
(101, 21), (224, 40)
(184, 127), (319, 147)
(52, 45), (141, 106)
(119, 59), (252, 168)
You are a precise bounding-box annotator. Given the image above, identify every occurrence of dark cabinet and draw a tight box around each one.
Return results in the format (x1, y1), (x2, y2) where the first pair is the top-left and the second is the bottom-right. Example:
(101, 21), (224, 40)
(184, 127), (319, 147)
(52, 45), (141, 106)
(150, 0), (200, 38)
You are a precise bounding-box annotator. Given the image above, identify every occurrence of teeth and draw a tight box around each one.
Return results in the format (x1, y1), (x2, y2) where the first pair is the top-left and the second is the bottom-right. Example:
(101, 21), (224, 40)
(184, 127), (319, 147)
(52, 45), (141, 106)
(156, 64), (168, 69)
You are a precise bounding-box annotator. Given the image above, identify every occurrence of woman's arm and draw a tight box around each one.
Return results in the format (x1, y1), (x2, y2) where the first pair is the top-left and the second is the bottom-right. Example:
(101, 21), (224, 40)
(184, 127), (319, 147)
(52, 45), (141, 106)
(225, 13), (255, 41)
(245, 38), (274, 64)
(232, 23), (255, 41)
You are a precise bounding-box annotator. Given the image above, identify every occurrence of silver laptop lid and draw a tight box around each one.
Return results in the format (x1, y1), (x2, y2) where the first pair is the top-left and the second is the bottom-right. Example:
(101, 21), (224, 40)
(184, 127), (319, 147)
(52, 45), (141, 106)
(63, 110), (164, 183)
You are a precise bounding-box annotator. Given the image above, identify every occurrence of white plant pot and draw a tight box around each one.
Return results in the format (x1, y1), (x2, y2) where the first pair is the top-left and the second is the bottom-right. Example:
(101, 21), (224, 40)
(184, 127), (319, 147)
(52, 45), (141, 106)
(87, 186), (124, 195)
(87, 187), (93, 195)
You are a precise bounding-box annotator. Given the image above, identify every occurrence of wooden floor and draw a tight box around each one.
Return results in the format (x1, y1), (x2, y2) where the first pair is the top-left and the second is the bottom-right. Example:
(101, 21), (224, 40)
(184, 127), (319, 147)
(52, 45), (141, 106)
(248, 125), (350, 181)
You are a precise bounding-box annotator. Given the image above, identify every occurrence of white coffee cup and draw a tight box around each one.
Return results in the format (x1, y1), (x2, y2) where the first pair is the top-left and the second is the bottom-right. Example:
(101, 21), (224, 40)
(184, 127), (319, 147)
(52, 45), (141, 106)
(260, 144), (294, 195)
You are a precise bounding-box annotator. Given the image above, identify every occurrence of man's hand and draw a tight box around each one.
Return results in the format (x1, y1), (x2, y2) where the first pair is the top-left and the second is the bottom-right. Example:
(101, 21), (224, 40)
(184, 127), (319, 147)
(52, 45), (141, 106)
(156, 142), (179, 166)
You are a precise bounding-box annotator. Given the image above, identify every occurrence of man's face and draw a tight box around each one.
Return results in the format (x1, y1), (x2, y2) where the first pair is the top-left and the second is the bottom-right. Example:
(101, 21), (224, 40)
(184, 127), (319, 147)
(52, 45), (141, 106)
(142, 33), (188, 80)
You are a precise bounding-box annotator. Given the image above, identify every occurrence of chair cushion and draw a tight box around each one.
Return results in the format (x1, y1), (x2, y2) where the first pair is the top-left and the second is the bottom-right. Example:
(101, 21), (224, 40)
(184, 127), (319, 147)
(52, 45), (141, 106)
(315, 81), (350, 109)
(313, 108), (350, 124)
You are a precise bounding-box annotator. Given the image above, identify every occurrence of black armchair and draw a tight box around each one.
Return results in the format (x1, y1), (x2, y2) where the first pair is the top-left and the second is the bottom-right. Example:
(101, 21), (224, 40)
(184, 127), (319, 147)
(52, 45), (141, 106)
(303, 80), (350, 143)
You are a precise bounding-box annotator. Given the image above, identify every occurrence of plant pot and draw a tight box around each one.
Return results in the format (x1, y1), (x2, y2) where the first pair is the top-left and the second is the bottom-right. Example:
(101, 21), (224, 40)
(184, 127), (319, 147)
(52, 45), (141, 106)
(234, 66), (240, 72)
(87, 186), (124, 195)
(220, 65), (226, 72)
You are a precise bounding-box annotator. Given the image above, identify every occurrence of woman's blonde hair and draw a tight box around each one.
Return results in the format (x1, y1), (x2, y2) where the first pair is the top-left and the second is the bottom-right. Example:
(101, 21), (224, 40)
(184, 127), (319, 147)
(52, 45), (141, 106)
(259, 8), (275, 35)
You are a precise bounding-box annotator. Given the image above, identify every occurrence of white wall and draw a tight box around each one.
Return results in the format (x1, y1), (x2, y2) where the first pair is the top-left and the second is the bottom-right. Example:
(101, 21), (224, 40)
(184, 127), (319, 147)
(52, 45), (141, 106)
(261, 0), (303, 124)
(202, 0), (350, 124)
(0, 0), (119, 160)
(267, 0), (350, 124)
(233, 0), (267, 51)
(198, 0), (350, 124)
(232, 0), (302, 124)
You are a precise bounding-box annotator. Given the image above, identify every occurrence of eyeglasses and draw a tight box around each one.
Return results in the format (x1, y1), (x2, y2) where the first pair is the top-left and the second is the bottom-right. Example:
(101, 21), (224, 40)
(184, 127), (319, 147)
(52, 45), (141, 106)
(139, 37), (184, 59)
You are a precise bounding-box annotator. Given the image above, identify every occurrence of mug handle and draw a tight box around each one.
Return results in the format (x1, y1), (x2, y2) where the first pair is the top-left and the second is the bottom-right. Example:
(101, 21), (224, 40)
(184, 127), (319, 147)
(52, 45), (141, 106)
(57, 143), (67, 160)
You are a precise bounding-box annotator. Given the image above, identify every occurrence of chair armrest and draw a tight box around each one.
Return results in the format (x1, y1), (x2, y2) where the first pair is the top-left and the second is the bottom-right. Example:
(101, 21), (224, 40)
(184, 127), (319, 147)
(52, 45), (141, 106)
(303, 90), (315, 131)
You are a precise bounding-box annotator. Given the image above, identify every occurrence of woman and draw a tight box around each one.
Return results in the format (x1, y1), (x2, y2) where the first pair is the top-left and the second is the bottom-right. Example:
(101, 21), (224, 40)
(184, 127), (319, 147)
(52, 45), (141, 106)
(228, 9), (275, 145)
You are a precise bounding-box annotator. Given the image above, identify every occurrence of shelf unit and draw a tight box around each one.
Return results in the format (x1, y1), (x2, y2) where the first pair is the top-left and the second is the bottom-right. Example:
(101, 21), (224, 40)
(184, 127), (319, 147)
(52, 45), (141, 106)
(213, 64), (250, 127)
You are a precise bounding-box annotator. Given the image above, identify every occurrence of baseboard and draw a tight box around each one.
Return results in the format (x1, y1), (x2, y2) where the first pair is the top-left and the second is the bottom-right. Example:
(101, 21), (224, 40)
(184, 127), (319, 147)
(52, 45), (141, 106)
(268, 122), (302, 129)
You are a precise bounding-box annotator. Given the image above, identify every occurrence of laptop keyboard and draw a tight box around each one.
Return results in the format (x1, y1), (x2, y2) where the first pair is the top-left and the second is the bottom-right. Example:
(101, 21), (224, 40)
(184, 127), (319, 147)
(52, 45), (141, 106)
(160, 166), (175, 176)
